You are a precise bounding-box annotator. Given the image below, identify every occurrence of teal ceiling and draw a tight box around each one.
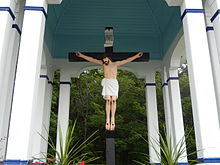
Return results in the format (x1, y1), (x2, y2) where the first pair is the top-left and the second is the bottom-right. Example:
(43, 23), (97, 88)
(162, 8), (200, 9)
(44, 0), (182, 60)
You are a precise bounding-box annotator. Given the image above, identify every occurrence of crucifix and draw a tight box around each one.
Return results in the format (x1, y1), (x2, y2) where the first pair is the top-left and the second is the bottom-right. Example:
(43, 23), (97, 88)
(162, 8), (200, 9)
(69, 27), (149, 130)
(69, 27), (149, 165)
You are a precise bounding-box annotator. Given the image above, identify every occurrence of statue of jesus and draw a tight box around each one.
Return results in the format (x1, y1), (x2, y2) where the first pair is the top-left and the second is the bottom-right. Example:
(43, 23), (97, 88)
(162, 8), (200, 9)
(75, 52), (143, 130)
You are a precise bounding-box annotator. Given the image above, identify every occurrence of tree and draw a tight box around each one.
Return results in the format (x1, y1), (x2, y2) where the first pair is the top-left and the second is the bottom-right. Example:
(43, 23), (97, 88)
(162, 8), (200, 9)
(48, 67), (196, 164)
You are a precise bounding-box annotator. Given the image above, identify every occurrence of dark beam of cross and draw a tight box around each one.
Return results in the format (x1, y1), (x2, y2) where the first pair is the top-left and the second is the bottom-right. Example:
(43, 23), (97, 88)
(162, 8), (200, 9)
(68, 51), (150, 62)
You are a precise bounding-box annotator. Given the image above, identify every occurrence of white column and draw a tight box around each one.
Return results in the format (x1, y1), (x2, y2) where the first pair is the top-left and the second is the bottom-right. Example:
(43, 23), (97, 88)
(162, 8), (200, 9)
(167, 68), (188, 163)
(56, 70), (71, 153)
(161, 67), (173, 140)
(181, 0), (220, 162)
(40, 69), (54, 156)
(6, 0), (48, 161)
(0, 0), (16, 160)
(209, 0), (220, 66)
(205, 11), (220, 126)
(0, 1), (24, 160)
(0, 0), (16, 97)
(145, 71), (160, 164)
(28, 67), (53, 159)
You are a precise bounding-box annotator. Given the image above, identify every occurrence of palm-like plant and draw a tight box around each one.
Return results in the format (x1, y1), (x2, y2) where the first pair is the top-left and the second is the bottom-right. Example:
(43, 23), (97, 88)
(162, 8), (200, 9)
(37, 120), (100, 165)
(152, 133), (187, 165)
(133, 130), (196, 165)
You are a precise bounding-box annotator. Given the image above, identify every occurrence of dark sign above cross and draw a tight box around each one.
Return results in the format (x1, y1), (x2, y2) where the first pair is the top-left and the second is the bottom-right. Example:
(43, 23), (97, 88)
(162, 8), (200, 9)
(68, 27), (150, 62)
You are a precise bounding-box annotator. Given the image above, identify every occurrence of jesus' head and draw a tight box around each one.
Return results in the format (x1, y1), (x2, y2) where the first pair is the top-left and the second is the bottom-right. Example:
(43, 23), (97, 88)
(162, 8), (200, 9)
(102, 54), (113, 65)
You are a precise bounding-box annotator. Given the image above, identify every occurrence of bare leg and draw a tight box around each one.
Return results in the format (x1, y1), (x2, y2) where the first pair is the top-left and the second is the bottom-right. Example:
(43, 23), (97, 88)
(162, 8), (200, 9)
(105, 96), (111, 130)
(110, 96), (117, 130)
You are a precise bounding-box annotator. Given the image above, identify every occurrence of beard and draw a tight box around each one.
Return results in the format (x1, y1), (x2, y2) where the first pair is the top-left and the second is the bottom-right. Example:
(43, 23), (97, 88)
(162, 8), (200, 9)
(103, 61), (109, 65)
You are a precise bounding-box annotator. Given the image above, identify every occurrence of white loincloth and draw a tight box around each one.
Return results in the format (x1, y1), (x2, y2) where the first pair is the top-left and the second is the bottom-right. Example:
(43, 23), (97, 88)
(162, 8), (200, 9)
(101, 78), (119, 99)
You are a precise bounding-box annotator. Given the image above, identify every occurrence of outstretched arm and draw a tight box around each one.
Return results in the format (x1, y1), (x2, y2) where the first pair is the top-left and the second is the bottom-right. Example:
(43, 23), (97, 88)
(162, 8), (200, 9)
(115, 52), (143, 66)
(76, 52), (103, 65)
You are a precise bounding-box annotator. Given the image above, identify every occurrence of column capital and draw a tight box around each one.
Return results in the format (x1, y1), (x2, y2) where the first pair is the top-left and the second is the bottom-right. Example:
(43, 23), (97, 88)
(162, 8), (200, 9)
(60, 69), (71, 82)
(0, 0), (14, 6)
(168, 68), (179, 78)
(181, 0), (204, 13)
(205, 7), (214, 27)
(47, 0), (62, 4)
(145, 70), (156, 83)
(169, 66), (179, 71)
(25, 0), (47, 7)
(40, 66), (54, 84)
(207, 0), (220, 23)
(205, 0), (218, 9)
(164, 0), (183, 6)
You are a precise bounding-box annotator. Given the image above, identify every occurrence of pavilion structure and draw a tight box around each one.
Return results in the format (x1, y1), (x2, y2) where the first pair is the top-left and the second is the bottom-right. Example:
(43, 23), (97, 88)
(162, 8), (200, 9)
(1, 0), (220, 164)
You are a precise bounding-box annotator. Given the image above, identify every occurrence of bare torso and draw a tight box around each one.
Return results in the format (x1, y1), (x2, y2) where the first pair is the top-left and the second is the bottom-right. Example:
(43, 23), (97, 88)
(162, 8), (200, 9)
(103, 62), (118, 79)
(75, 51), (142, 130)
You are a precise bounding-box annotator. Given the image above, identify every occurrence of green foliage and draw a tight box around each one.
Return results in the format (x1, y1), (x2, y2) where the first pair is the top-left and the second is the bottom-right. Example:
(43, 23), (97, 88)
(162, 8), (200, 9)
(48, 70), (60, 157)
(68, 69), (148, 164)
(133, 130), (196, 165)
(48, 67), (196, 164)
(38, 120), (100, 165)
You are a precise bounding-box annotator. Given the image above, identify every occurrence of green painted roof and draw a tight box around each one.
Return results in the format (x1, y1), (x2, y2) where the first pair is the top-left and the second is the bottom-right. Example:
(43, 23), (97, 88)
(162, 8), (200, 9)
(44, 0), (182, 60)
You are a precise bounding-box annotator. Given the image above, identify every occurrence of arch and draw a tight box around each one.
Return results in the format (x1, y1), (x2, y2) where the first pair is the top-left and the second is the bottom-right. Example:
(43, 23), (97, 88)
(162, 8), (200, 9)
(169, 35), (186, 68)
(163, 29), (186, 69)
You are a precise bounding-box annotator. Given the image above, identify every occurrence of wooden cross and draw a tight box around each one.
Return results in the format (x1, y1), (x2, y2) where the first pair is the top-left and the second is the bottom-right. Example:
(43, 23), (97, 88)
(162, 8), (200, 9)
(68, 28), (150, 165)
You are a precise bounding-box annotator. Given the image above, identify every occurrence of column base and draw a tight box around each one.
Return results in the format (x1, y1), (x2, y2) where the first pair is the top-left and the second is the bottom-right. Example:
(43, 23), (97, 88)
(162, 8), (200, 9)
(153, 163), (188, 165)
(3, 160), (45, 165)
(197, 157), (220, 163)
(3, 160), (29, 165)
(197, 164), (220, 165)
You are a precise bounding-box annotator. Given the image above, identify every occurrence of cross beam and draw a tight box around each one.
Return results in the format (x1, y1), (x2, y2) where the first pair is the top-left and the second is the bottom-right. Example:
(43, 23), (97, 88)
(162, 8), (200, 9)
(68, 52), (150, 62)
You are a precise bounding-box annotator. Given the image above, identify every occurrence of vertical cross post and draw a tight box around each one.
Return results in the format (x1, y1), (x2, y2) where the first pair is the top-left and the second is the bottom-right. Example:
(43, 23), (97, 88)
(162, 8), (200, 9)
(104, 27), (115, 165)
(106, 130), (115, 165)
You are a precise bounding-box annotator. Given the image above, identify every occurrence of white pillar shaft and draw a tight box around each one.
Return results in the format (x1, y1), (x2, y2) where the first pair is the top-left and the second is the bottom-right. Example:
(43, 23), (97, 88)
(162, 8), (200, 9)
(29, 67), (53, 159)
(0, 24), (21, 161)
(181, 0), (220, 158)
(40, 77), (53, 155)
(56, 71), (71, 153)
(205, 15), (220, 126)
(0, 1), (16, 159)
(167, 69), (187, 163)
(28, 65), (53, 159)
(161, 68), (173, 139)
(209, 0), (220, 67)
(0, 0), (25, 160)
(0, 0), (16, 96)
(145, 71), (160, 164)
(6, 0), (48, 160)
(29, 74), (47, 158)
